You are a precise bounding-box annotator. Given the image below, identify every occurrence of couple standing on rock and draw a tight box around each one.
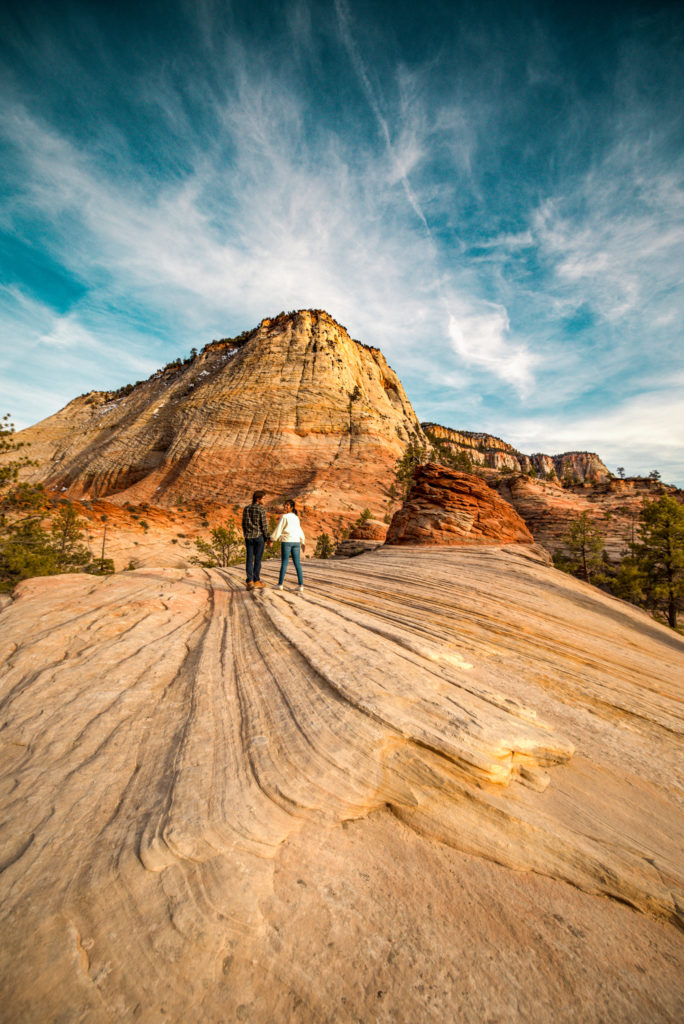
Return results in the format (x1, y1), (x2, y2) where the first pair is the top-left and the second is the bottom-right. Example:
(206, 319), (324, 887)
(241, 490), (306, 592)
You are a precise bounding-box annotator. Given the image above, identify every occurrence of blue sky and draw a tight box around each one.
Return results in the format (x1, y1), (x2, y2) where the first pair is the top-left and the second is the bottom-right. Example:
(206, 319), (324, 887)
(1, 0), (683, 483)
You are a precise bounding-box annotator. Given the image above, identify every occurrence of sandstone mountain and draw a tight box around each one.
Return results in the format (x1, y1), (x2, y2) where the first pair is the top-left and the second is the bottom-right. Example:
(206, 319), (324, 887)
(1, 546), (682, 1022)
(3, 309), (681, 571)
(10, 310), (422, 521)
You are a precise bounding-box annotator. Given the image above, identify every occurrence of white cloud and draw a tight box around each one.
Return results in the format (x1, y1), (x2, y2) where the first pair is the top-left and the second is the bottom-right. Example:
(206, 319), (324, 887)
(505, 387), (684, 482)
(0, 286), (159, 428)
(447, 300), (536, 396)
(532, 159), (684, 327)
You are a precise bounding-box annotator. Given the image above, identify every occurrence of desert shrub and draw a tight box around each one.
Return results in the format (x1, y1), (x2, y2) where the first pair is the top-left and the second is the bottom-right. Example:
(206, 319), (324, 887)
(192, 519), (244, 567)
(314, 533), (335, 559)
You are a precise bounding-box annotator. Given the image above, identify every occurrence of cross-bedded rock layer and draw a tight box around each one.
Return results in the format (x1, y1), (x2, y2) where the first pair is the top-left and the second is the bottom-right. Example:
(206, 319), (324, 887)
(386, 462), (534, 546)
(9, 310), (421, 519)
(1, 547), (682, 1021)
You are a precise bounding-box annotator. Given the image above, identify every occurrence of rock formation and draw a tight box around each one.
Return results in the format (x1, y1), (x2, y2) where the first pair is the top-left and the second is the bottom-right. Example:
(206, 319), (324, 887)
(332, 516), (388, 558)
(4, 309), (680, 573)
(386, 462), (534, 546)
(1, 547), (682, 1021)
(8, 310), (422, 521)
(424, 422), (611, 483)
(495, 473), (674, 562)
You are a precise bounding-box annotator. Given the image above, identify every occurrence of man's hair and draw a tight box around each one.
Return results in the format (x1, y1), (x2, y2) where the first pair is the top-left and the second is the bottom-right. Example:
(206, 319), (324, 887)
(252, 490), (266, 503)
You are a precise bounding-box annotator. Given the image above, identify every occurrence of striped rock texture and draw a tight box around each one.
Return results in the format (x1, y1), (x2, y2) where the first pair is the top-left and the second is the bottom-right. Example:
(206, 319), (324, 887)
(386, 462), (534, 546)
(1, 546), (683, 1021)
(9, 310), (421, 519)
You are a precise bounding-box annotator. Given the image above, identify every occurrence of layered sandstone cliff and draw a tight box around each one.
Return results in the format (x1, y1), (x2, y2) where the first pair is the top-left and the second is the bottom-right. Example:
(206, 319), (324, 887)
(386, 462), (534, 546)
(424, 422), (611, 483)
(495, 474), (676, 562)
(9, 310), (422, 519)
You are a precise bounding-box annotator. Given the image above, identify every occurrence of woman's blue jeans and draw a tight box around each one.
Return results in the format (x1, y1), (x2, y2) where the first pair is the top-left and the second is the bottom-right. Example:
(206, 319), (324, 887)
(278, 542), (303, 585)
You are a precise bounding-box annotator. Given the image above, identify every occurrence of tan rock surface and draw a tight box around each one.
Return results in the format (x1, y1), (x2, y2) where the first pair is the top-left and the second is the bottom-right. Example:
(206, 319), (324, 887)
(386, 462), (534, 546)
(1, 546), (683, 1021)
(6, 310), (421, 522)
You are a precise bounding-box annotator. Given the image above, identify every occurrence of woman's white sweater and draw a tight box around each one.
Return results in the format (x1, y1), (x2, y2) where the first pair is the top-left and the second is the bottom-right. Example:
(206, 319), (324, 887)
(271, 512), (305, 544)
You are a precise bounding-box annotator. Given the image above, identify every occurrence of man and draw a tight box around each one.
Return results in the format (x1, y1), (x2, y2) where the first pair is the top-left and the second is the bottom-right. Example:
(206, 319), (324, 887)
(241, 490), (271, 589)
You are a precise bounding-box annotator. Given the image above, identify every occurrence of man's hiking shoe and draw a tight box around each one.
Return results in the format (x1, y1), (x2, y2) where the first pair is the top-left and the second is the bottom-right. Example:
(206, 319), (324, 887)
(253, 581), (265, 589)
(246, 581), (254, 589)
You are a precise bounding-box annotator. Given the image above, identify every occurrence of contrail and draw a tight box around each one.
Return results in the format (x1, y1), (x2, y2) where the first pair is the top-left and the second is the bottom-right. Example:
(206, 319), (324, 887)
(334, 0), (431, 234)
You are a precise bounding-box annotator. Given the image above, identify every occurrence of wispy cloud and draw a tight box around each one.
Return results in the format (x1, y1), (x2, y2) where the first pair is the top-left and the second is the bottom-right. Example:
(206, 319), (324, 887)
(0, 1), (682, 483)
(506, 385), (684, 482)
(447, 300), (535, 396)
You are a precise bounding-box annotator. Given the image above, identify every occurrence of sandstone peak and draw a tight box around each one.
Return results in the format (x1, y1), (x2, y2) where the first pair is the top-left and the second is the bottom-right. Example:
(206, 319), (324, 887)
(9, 310), (423, 521)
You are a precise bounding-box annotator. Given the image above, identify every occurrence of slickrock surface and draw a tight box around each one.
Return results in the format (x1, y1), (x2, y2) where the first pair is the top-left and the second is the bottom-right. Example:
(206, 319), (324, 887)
(386, 462), (534, 546)
(7, 310), (420, 521)
(1, 546), (683, 1022)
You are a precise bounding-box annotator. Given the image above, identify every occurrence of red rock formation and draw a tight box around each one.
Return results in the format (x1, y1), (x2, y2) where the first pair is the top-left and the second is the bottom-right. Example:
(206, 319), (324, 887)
(385, 463), (534, 546)
(349, 518), (388, 542)
(495, 474), (680, 562)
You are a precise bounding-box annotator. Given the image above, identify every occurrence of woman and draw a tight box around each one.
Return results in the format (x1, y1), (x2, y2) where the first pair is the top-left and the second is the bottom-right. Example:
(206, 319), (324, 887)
(271, 499), (306, 592)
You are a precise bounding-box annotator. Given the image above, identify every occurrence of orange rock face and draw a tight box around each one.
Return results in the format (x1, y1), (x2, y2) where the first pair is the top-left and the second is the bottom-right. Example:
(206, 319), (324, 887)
(385, 463), (534, 546)
(495, 474), (680, 561)
(349, 518), (388, 541)
(10, 310), (422, 522)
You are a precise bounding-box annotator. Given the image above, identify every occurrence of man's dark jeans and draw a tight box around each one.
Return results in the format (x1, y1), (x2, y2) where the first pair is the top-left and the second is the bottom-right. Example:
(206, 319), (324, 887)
(245, 536), (265, 582)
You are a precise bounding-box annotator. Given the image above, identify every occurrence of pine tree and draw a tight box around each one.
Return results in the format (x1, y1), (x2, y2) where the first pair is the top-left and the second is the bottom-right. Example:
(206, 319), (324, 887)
(555, 512), (605, 582)
(51, 502), (90, 568)
(632, 495), (684, 629)
(395, 431), (431, 498)
(314, 533), (335, 559)
(193, 519), (243, 567)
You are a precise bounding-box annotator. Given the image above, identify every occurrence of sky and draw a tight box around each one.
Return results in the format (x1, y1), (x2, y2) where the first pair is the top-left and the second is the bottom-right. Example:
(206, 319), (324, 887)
(0, 0), (683, 484)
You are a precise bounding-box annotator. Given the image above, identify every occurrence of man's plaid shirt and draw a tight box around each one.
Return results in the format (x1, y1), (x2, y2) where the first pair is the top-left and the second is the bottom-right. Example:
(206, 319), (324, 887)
(242, 503), (270, 540)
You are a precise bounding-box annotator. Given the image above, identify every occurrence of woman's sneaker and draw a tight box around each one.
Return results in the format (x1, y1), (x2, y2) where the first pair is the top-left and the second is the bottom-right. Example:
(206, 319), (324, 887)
(298, 585), (304, 593)
(276, 584), (284, 590)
